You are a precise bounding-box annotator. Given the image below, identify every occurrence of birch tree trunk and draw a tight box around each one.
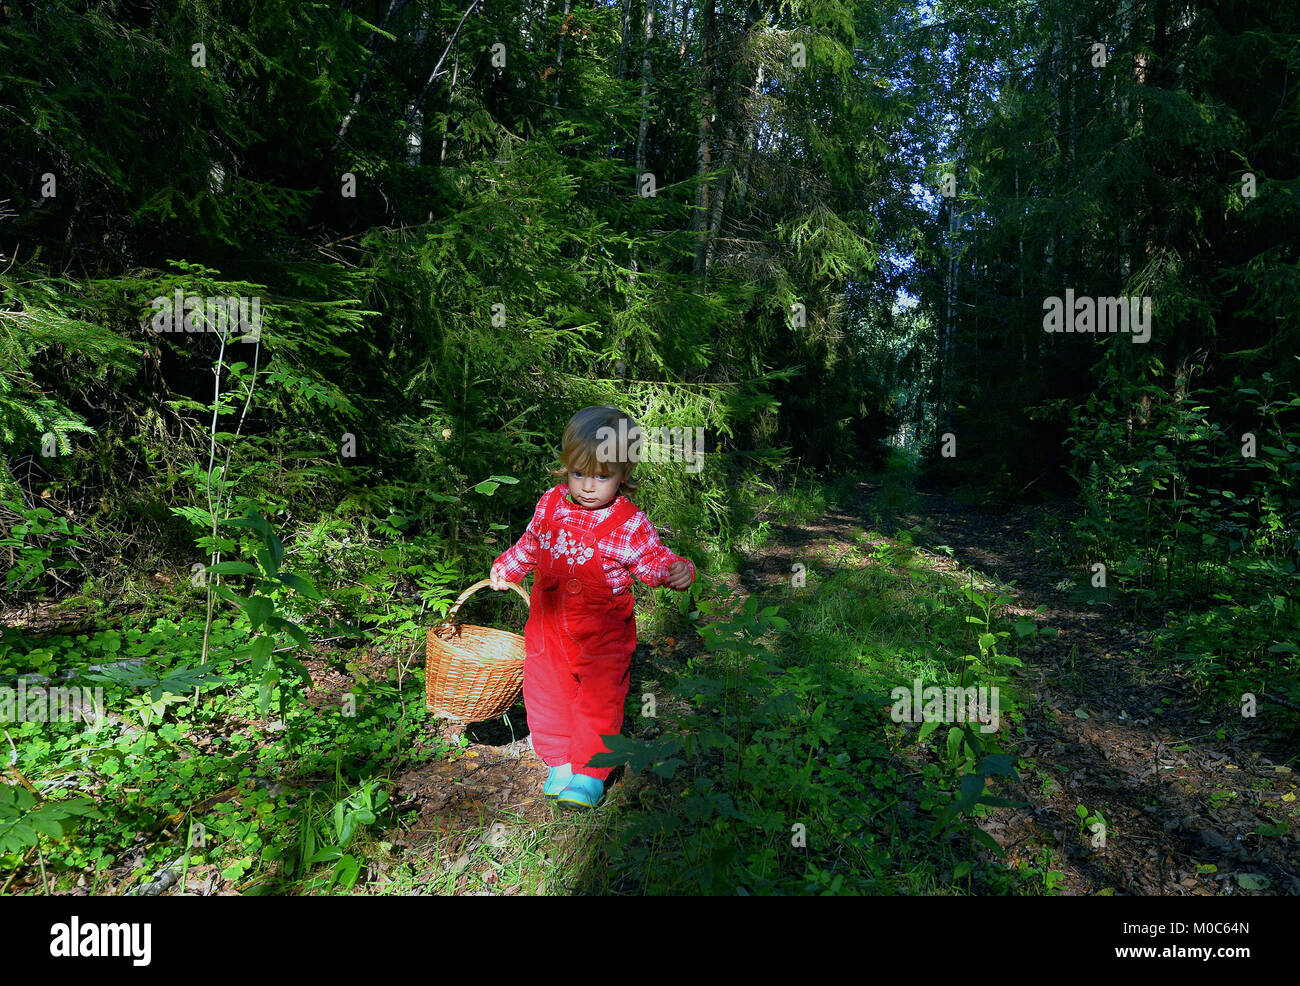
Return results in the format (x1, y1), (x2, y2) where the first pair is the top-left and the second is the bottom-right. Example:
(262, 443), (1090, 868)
(439, 49), (459, 165)
(333, 0), (409, 150)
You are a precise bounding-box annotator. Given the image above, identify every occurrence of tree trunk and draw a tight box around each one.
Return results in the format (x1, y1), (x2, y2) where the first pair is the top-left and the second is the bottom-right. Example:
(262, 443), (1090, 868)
(553, 0), (574, 107)
(617, 0), (635, 79)
(1016, 163), (1028, 365)
(630, 0), (657, 282)
(1059, 13), (1074, 278)
(333, 0), (409, 150)
(531, 0), (552, 54)
(941, 188), (957, 430)
(440, 49), (460, 165)
(703, 116), (736, 277)
(734, 59), (764, 204)
(692, 0), (715, 280)
(704, 52), (762, 277)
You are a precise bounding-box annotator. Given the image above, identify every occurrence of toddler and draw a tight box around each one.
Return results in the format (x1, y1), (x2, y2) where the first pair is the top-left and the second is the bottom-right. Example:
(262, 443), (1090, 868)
(489, 405), (695, 809)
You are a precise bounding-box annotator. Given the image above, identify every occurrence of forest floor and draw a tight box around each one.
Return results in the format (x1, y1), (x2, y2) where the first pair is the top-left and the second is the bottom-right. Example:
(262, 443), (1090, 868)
(5, 473), (1296, 896)
(387, 478), (1299, 896)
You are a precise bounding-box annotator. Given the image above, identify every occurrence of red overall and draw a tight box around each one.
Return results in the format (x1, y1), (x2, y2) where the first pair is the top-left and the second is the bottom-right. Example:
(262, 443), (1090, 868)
(524, 490), (638, 781)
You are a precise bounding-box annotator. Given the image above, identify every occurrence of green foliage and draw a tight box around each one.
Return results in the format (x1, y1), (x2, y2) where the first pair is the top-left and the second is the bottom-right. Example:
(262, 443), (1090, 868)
(293, 761), (390, 892)
(0, 784), (103, 855)
(584, 564), (1030, 895)
(211, 508), (323, 722)
(0, 497), (87, 596)
(1065, 359), (1300, 708)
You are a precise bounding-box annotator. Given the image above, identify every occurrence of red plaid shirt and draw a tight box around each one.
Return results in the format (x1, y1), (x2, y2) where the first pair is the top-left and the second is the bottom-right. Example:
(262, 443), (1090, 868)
(493, 484), (695, 595)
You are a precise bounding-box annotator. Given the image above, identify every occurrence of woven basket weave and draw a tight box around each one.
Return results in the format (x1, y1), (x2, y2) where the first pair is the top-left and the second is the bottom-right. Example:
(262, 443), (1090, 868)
(425, 578), (529, 723)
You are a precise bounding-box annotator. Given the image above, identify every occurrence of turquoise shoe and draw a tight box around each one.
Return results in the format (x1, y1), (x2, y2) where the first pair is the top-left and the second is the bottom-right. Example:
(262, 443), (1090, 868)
(543, 763), (573, 798)
(556, 773), (603, 810)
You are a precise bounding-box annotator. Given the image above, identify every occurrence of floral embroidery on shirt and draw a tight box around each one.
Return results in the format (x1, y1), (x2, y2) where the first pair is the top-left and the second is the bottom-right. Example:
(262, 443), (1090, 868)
(549, 528), (594, 568)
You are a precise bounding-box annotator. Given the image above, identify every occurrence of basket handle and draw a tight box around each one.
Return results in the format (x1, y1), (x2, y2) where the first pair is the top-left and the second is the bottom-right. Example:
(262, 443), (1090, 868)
(437, 577), (530, 629)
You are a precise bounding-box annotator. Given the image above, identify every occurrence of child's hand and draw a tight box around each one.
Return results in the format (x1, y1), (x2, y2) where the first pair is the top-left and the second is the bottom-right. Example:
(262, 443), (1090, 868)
(664, 560), (694, 591)
(490, 563), (511, 590)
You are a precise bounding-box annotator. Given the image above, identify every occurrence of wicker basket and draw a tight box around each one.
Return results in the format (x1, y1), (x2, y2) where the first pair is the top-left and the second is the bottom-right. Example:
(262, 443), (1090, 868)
(425, 578), (530, 723)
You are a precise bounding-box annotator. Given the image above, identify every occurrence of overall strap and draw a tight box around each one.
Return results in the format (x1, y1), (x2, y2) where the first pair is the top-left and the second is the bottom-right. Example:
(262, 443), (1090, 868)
(541, 484), (564, 528)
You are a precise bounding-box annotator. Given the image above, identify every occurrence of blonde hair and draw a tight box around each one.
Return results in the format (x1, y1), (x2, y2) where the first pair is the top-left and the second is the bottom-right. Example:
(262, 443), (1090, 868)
(547, 405), (641, 499)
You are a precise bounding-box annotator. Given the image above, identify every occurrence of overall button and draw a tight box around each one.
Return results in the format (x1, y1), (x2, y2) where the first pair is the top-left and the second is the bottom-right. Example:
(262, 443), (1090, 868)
(565, 578), (582, 594)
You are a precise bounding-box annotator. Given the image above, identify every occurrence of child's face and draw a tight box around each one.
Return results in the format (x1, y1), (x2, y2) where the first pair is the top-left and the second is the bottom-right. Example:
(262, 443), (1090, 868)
(567, 467), (622, 509)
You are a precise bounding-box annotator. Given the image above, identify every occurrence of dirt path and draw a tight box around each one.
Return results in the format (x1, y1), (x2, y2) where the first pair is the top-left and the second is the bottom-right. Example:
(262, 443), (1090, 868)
(727, 482), (1299, 895)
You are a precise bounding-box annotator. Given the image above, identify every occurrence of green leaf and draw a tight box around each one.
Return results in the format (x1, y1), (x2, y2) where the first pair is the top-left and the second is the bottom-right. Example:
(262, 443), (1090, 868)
(946, 726), (965, 763)
(243, 595), (274, 630)
(250, 636), (274, 672)
(265, 529), (285, 572)
(977, 754), (1017, 778)
(270, 617), (312, 650)
(225, 512), (270, 536)
(281, 656), (312, 686)
(278, 572), (322, 600)
(206, 561), (257, 576)
(333, 854), (361, 889)
(349, 13), (398, 41)
(956, 772), (984, 810)
(971, 828), (1005, 857)
(651, 757), (685, 778)
(333, 801), (346, 842)
(258, 668), (276, 714)
(214, 584), (244, 607)
(28, 814), (64, 839)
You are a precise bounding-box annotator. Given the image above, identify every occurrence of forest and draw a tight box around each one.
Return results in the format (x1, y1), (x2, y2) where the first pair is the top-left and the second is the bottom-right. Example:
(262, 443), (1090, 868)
(0, 0), (1296, 900)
